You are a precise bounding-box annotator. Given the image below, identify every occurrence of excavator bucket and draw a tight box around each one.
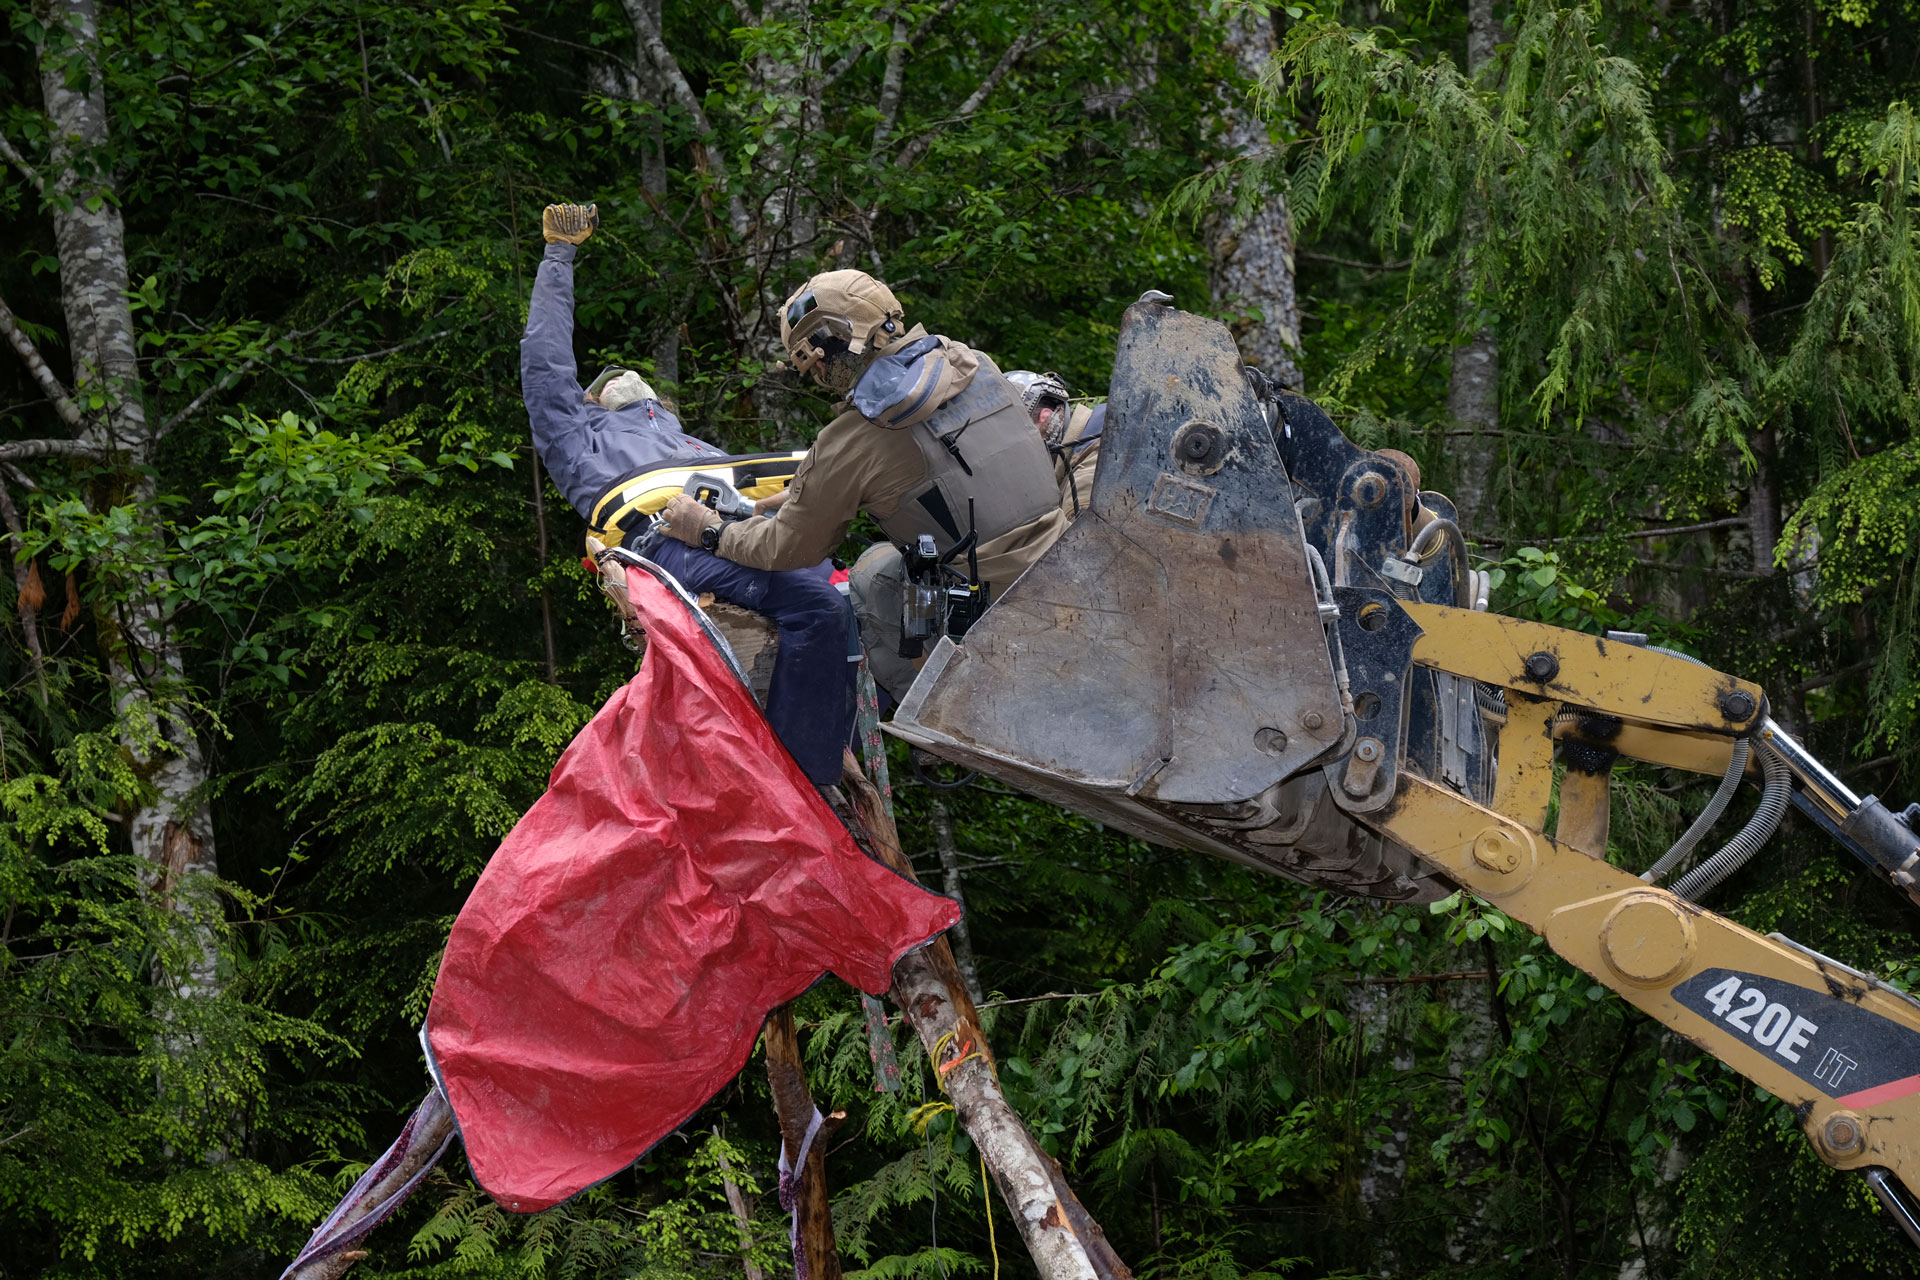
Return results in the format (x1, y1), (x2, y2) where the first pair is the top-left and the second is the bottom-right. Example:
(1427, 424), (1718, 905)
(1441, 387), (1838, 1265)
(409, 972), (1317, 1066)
(888, 299), (1458, 902)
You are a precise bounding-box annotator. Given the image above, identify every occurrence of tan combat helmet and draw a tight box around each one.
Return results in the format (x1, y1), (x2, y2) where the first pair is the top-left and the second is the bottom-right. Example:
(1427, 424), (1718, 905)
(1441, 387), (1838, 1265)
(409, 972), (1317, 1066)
(779, 270), (906, 377)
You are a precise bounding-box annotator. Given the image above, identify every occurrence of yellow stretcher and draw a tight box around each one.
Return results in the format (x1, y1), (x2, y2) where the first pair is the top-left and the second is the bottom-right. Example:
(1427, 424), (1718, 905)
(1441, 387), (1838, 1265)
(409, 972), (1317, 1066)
(589, 451), (808, 547)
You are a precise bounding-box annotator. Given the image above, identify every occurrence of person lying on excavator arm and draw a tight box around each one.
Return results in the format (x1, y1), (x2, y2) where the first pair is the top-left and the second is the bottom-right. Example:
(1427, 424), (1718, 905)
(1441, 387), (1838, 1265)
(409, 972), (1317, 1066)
(657, 270), (1067, 702)
(522, 204), (857, 786)
(1005, 369), (1104, 519)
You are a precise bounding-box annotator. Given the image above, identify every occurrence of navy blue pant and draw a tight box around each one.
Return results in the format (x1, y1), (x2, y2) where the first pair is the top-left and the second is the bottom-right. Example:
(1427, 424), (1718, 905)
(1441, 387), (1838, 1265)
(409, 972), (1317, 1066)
(641, 536), (857, 787)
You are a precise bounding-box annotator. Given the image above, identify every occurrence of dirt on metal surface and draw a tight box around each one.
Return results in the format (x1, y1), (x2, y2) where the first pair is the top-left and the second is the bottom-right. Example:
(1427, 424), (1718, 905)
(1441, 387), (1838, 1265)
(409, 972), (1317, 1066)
(898, 300), (1341, 804)
(890, 301), (1446, 903)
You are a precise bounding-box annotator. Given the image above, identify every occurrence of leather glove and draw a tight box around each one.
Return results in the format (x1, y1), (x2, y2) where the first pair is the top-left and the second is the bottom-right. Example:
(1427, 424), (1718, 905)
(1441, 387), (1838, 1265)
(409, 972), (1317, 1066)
(543, 203), (599, 245)
(661, 494), (722, 548)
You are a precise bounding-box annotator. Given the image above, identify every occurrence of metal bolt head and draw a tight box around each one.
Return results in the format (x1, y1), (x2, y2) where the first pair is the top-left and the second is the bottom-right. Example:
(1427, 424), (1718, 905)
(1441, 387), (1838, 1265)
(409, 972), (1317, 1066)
(1353, 471), (1388, 509)
(1719, 688), (1758, 721)
(1823, 1111), (1866, 1157)
(1523, 651), (1560, 683)
(1342, 737), (1386, 797)
(1471, 828), (1523, 874)
(1301, 710), (1326, 731)
(1173, 422), (1227, 474)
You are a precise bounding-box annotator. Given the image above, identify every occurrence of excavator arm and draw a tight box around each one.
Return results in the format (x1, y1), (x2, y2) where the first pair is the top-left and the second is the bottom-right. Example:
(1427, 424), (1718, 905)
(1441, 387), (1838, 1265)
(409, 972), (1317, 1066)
(1376, 602), (1920, 1241)
(888, 296), (1920, 1243)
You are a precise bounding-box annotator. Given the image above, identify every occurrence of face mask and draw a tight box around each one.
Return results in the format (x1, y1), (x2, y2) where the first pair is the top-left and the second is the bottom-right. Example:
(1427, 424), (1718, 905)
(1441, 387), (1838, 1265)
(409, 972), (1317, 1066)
(815, 348), (865, 395)
(1039, 400), (1070, 446)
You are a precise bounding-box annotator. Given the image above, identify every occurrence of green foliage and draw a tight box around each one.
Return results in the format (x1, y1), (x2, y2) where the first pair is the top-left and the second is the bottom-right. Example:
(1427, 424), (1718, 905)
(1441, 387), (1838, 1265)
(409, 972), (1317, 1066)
(1181, 0), (1920, 1271)
(3, 0), (1920, 1276)
(404, 1132), (789, 1280)
(0, 753), (342, 1271)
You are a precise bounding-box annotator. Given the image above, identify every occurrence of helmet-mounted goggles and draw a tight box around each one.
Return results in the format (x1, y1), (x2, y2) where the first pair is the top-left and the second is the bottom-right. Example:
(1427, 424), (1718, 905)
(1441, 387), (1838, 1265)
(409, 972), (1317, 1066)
(783, 291), (859, 375)
(1006, 370), (1072, 430)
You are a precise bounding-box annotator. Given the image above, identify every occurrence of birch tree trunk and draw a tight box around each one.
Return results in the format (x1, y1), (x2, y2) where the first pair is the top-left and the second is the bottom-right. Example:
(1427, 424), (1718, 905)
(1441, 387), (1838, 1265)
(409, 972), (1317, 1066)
(1440, 962), (1499, 1264)
(1445, 0), (1501, 535)
(617, 0), (812, 438)
(1208, 7), (1302, 389)
(591, 15), (684, 391)
(36, 0), (225, 1007)
(1350, 983), (1413, 1275)
(927, 795), (984, 1005)
(840, 761), (1130, 1280)
(1616, 1099), (1688, 1279)
(743, 0), (821, 438)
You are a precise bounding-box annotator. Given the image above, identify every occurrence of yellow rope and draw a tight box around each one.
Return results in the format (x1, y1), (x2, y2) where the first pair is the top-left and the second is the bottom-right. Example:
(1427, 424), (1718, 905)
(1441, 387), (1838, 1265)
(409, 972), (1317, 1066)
(906, 1100), (954, 1135)
(930, 1028), (986, 1084)
(924, 1028), (997, 1277)
(980, 1155), (999, 1280)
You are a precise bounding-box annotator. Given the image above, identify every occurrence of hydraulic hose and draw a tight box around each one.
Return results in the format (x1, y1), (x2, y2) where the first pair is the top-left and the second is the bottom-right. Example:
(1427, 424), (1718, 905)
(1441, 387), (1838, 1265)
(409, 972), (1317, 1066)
(1407, 517), (1472, 609)
(1641, 738), (1751, 885)
(1305, 543), (1354, 710)
(1670, 742), (1791, 901)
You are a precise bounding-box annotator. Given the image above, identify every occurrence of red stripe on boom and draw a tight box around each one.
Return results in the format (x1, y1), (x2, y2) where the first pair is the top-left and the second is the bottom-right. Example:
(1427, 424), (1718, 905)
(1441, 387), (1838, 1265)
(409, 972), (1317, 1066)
(1838, 1074), (1920, 1108)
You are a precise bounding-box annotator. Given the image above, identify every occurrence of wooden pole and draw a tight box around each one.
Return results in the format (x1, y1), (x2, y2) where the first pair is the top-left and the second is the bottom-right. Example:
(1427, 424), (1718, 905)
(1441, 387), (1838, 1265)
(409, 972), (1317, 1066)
(763, 1004), (845, 1280)
(284, 1093), (457, 1280)
(713, 1127), (769, 1280)
(840, 754), (1132, 1280)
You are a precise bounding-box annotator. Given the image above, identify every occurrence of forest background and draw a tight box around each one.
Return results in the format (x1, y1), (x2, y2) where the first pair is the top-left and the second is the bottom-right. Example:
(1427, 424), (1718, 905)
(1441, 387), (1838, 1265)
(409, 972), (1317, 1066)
(3, 0), (1919, 1275)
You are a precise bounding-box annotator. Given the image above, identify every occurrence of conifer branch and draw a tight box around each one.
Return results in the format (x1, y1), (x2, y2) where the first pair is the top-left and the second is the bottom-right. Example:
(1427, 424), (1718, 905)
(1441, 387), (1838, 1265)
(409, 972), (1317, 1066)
(892, 30), (1044, 170)
(0, 438), (113, 463)
(0, 131), (43, 195)
(157, 301), (357, 434)
(820, 0), (963, 93)
(0, 293), (85, 430)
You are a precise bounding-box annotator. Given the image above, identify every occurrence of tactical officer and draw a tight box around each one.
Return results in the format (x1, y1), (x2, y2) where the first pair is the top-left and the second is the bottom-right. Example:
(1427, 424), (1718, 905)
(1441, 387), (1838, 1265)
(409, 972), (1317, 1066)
(522, 204), (857, 786)
(658, 270), (1066, 701)
(1005, 370), (1106, 519)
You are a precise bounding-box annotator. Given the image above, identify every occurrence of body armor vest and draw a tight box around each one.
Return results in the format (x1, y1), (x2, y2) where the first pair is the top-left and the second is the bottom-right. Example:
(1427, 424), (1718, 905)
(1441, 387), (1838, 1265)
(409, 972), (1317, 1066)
(852, 339), (1061, 576)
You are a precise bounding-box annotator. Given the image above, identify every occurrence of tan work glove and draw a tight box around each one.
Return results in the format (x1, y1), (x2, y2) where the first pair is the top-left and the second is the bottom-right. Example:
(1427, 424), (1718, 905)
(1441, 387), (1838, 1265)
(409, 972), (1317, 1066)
(543, 203), (599, 245)
(660, 494), (723, 548)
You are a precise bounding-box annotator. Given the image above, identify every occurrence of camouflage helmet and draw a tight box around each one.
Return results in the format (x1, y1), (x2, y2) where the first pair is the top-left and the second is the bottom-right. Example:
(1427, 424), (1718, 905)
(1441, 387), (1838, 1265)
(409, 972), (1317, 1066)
(1004, 370), (1072, 443)
(779, 270), (906, 376)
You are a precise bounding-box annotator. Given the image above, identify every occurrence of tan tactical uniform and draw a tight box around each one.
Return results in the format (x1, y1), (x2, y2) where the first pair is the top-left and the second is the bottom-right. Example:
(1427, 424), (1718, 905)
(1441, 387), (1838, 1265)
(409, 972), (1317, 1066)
(718, 330), (1065, 580)
(719, 328), (1066, 696)
(1052, 402), (1104, 518)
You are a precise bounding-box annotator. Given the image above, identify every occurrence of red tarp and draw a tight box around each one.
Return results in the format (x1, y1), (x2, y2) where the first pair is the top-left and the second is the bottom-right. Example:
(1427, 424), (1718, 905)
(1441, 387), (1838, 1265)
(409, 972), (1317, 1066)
(425, 564), (959, 1212)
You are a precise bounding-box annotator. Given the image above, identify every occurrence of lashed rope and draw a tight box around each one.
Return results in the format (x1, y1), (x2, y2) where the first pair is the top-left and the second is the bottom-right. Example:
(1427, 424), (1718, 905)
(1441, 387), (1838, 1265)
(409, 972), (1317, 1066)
(777, 1105), (828, 1280)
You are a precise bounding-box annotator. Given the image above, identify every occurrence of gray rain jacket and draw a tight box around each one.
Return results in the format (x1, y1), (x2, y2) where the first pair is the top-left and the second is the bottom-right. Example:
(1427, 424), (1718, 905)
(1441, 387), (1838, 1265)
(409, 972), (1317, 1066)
(521, 242), (723, 519)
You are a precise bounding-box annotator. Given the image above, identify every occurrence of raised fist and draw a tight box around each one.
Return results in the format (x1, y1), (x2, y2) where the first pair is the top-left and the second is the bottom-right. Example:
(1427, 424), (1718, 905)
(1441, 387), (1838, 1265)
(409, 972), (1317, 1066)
(542, 203), (599, 245)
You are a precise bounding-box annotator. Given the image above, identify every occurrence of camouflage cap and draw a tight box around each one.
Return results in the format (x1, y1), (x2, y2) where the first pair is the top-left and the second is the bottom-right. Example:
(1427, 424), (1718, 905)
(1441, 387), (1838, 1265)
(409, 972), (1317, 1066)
(779, 270), (905, 367)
